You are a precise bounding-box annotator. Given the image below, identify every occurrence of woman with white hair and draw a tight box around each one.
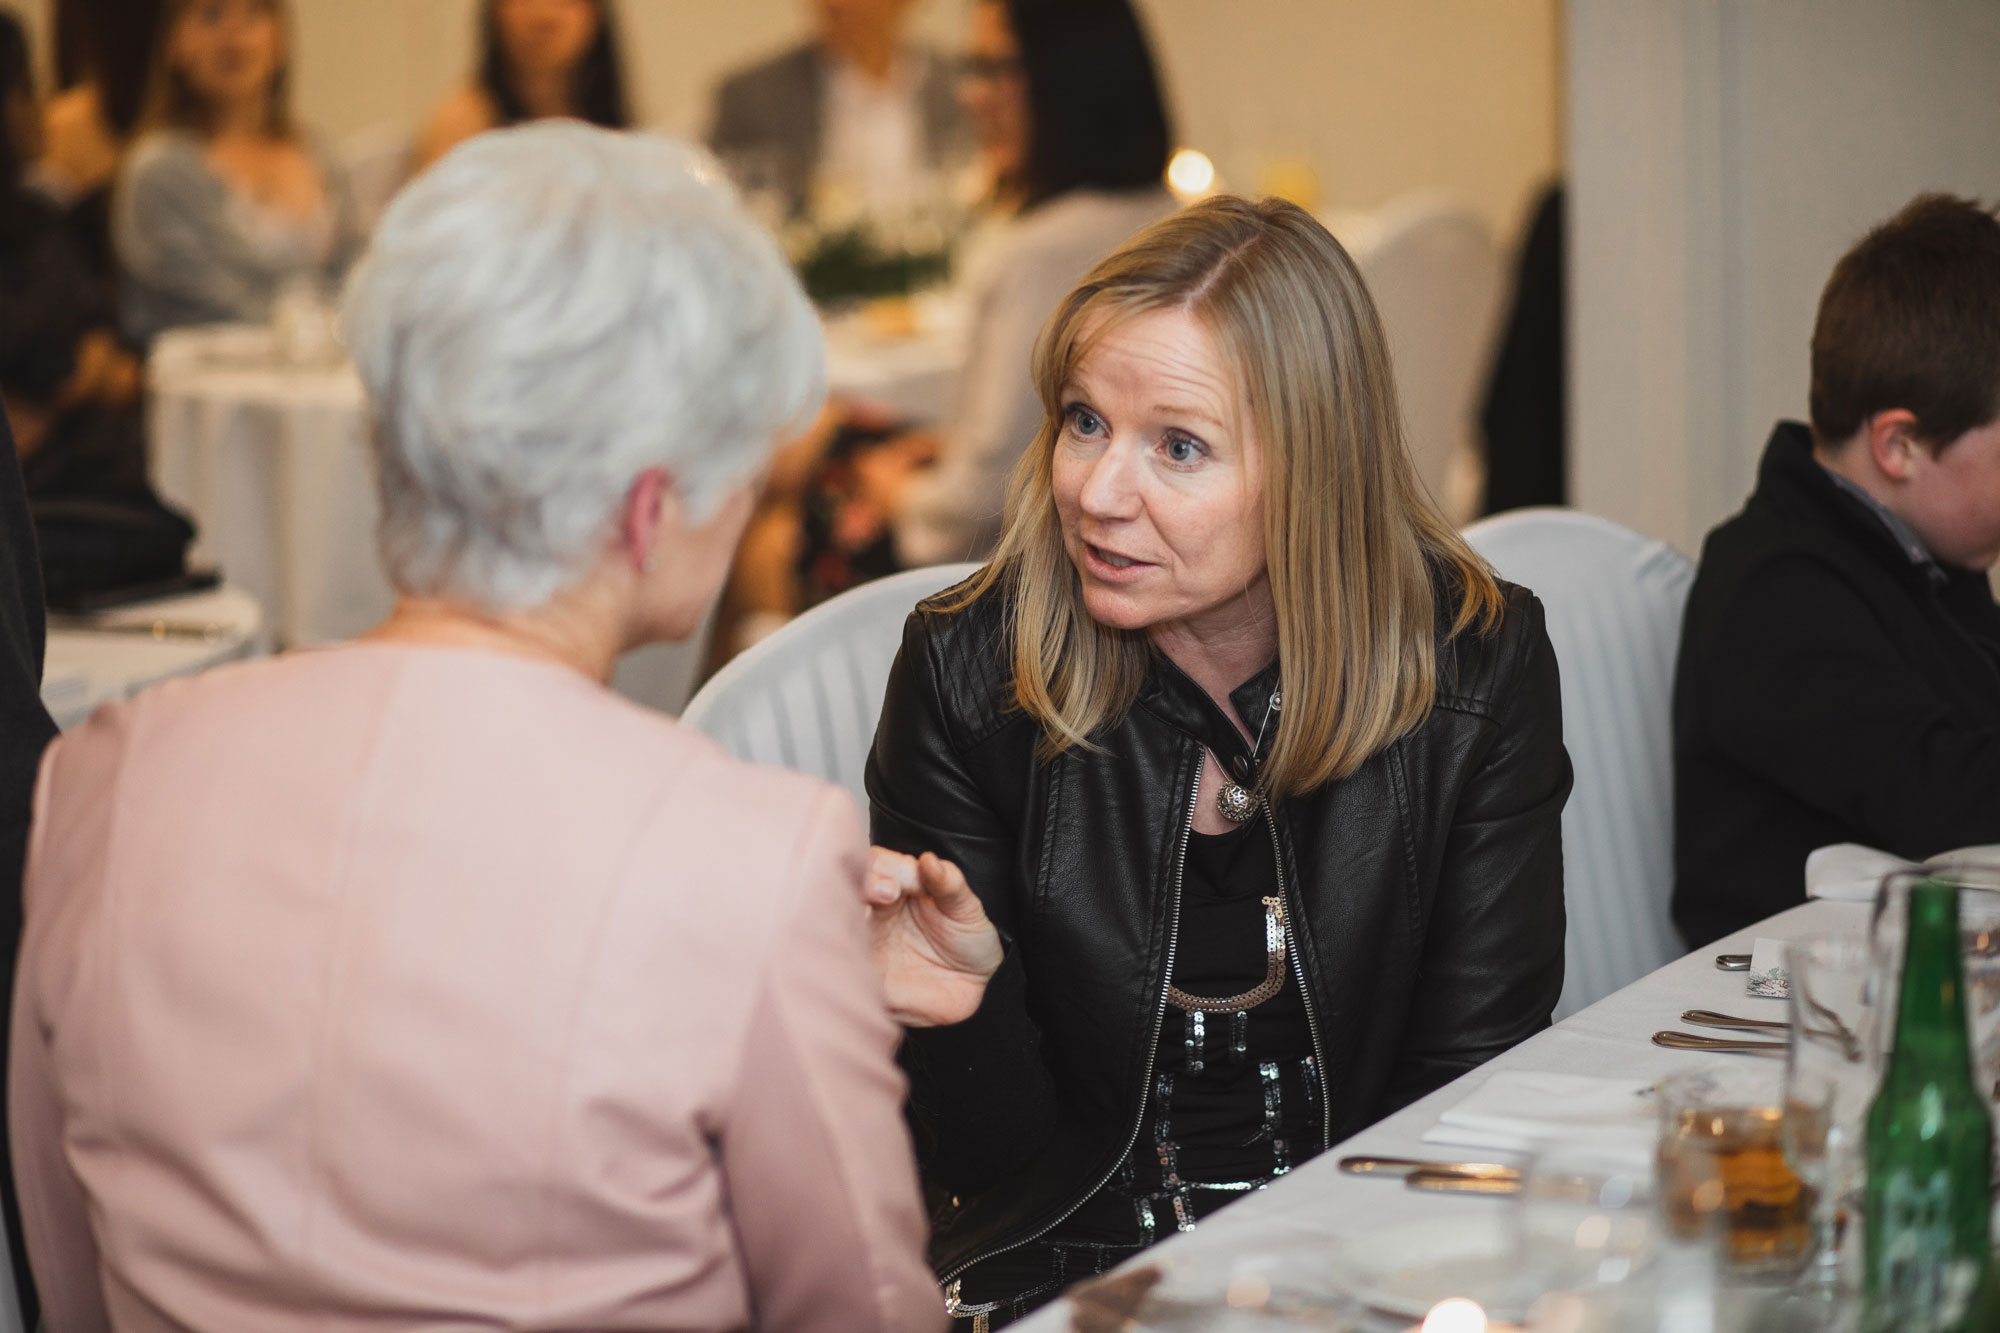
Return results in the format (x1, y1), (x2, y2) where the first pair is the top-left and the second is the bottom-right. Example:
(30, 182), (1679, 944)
(10, 122), (942, 1333)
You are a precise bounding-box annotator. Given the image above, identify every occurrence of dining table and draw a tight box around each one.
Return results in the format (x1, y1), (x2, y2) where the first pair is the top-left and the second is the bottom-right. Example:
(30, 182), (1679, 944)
(1009, 897), (1867, 1331)
(41, 585), (267, 731)
(147, 325), (389, 650)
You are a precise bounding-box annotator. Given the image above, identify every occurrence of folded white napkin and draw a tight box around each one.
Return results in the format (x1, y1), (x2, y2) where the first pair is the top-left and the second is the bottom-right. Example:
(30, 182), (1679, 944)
(1805, 842), (2000, 902)
(1419, 1070), (1657, 1175)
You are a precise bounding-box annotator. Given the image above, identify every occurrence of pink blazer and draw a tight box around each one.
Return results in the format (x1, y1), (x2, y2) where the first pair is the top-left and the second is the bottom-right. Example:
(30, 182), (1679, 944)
(9, 644), (944, 1332)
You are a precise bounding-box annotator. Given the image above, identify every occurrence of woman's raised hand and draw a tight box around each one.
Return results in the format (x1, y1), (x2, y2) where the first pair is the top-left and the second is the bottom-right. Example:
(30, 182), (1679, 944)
(864, 848), (1002, 1028)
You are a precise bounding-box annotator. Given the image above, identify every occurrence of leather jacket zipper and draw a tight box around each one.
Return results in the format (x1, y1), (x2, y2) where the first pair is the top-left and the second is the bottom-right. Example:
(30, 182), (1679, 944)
(937, 763), (1202, 1287)
(1263, 807), (1331, 1149)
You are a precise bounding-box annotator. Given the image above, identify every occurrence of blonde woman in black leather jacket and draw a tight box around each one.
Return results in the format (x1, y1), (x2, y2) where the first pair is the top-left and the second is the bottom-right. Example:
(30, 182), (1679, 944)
(862, 194), (1571, 1329)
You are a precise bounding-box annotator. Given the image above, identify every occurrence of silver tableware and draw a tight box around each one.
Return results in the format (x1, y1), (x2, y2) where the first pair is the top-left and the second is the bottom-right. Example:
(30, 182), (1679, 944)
(1680, 1008), (1788, 1032)
(47, 617), (235, 641)
(1336, 1155), (1518, 1181)
(1652, 1029), (1788, 1056)
(1405, 1167), (1522, 1195)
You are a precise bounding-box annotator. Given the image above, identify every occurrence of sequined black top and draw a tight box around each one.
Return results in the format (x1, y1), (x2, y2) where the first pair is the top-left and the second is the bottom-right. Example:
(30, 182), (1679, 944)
(957, 810), (1321, 1313)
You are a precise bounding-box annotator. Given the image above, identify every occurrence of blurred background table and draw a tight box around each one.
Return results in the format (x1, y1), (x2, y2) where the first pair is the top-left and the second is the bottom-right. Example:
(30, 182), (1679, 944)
(41, 585), (266, 730)
(148, 326), (389, 649)
(820, 292), (968, 424)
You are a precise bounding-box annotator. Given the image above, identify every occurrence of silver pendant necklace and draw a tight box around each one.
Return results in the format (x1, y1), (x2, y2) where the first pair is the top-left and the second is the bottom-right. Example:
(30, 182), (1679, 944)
(1216, 687), (1279, 823)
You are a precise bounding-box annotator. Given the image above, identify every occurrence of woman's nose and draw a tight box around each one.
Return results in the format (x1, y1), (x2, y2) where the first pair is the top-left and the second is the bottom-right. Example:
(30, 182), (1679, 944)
(1077, 440), (1142, 519)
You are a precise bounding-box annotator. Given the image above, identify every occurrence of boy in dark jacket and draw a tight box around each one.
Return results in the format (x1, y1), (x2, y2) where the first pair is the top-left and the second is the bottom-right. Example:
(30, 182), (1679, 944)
(1674, 194), (2000, 948)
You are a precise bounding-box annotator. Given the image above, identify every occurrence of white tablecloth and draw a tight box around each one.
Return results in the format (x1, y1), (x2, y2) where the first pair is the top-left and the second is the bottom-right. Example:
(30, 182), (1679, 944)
(42, 585), (266, 730)
(148, 327), (389, 649)
(822, 295), (968, 424)
(1010, 899), (1868, 1330)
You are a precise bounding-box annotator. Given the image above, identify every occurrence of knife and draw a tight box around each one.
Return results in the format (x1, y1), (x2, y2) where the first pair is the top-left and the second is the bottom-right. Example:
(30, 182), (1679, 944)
(1406, 1168), (1522, 1195)
(1337, 1155), (1518, 1181)
(1652, 1029), (1788, 1056)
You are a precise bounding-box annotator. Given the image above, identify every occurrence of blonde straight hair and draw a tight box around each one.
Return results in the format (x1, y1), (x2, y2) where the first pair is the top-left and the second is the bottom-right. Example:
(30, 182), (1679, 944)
(947, 195), (1503, 797)
(142, 0), (295, 138)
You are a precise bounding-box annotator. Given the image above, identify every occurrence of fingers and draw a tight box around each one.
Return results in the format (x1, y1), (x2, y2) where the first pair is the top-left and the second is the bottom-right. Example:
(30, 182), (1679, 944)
(867, 848), (984, 923)
(915, 853), (981, 920)
(864, 846), (919, 907)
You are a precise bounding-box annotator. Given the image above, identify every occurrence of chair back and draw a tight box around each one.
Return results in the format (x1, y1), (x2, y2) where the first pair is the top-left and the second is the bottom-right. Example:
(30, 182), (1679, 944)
(681, 564), (983, 807)
(1462, 508), (1694, 1017)
(1340, 193), (1504, 525)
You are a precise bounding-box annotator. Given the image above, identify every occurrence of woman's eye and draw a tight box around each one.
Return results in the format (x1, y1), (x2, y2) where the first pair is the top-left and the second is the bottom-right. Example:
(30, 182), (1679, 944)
(1164, 434), (1204, 464)
(1066, 406), (1105, 436)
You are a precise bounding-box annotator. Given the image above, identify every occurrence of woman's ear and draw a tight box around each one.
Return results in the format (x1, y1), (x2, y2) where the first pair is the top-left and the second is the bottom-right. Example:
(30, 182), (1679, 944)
(620, 466), (673, 573)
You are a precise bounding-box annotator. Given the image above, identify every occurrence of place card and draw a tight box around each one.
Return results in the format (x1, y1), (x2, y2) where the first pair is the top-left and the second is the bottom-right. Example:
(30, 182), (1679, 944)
(1746, 936), (1790, 999)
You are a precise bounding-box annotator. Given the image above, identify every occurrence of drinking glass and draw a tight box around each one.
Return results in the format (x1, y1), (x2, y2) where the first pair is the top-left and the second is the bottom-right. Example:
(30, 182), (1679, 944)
(1506, 1141), (1748, 1331)
(270, 275), (337, 368)
(1656, 1065), (1814, 1281)
(1869, 866), (2000, 1126)
(1508, 1144), (1663, 1316)
(1782, 934), (1881, 1293)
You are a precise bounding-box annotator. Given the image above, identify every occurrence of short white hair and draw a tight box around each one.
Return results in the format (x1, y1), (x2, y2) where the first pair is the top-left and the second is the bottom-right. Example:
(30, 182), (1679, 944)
(341, 123), (824, 611)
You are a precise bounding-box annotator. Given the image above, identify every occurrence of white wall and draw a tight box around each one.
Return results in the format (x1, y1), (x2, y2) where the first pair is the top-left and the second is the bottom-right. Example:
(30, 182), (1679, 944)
(1568, 0), (2000, 556)
(14, 0), (1561, 241)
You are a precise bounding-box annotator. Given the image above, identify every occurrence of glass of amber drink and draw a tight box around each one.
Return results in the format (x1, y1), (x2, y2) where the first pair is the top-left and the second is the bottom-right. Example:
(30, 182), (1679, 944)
(1658, 1065), (1816, 1281)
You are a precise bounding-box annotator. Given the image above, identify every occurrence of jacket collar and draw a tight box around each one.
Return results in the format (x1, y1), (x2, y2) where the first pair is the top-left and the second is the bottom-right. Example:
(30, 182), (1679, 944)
(1135, 651), (1281, 783)
(1756, 420), (1947, 591)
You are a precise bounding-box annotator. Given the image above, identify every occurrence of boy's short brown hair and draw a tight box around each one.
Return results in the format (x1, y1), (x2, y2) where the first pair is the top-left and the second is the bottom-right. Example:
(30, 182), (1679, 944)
(1810, 194), (2000, 452)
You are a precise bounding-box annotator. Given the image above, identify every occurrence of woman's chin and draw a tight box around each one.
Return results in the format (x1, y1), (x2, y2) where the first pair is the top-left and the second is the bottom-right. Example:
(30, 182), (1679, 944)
(1077, 585), (1161, 634)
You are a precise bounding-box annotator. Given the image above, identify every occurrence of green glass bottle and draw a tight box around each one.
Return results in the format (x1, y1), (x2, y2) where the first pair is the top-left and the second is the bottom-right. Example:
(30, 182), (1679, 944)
(1864, 880), (1994, 1331)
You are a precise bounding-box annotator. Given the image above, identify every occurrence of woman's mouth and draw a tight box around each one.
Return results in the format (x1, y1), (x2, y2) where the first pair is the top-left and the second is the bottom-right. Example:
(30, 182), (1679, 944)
(1083, 544), (1150, 579)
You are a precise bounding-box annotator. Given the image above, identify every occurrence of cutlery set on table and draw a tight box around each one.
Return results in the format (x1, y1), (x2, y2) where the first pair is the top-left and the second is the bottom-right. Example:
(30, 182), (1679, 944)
(1646, 951), (1789, 1055)
(1339, 953), (1800, 1196)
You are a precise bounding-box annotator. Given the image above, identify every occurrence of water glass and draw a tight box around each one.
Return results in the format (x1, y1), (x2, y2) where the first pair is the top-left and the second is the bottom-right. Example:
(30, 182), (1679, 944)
(1869, 866), (2000, 1122)
(1510, 1145), (1664, 1311)
(1781, 934), (1880, 1292)
(270, 276), (337, 367)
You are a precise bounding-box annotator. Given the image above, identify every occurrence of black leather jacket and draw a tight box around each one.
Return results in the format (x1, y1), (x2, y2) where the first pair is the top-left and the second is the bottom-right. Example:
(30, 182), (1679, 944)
(866, 573), (1570, 1280)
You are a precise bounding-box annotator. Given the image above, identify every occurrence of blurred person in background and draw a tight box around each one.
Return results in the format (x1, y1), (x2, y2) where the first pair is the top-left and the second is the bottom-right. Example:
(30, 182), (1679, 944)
(707, 0), (967, 226)
(112, 0), (358, 346)
(12, 123), (941, 1333)
(0, 417), (55, 1333)
(414, 0), (633, 172)
(0, 7), (146, 501)
(35, 0), (164, 281)
(722, 0), (1173, 649)
(0, 27), (61, 1315)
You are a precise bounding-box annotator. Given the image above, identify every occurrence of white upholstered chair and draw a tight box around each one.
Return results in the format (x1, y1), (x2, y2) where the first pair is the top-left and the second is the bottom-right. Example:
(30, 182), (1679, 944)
(680, 563), (982, 807)
(1462, 509), (1695, 1018)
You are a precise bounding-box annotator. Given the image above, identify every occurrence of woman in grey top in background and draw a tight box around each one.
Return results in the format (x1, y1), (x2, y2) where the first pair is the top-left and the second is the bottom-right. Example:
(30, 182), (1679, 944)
(113, 0), (357, 346)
